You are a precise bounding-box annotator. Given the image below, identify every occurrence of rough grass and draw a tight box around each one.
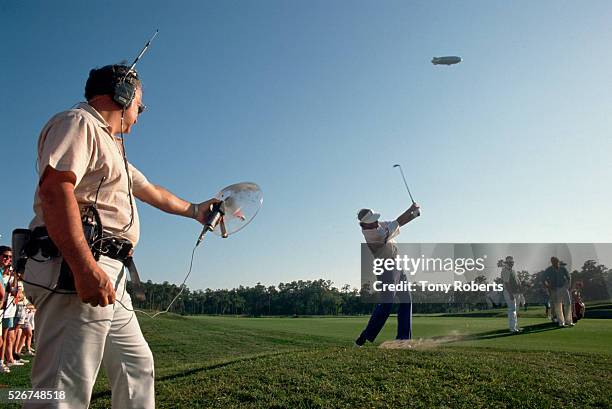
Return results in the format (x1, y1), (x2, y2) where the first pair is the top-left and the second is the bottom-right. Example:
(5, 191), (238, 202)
(1, 313), (611, 408)
(152, 348), (611, 409)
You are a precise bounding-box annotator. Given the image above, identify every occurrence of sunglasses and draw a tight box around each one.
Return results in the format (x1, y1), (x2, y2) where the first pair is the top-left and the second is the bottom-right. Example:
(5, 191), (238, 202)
(1, 254), (11, 259)
(138, 103), (147, 115)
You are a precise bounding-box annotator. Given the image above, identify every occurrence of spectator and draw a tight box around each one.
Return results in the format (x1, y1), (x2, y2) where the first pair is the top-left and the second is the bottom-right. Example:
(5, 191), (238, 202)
(543, 257), (573, 327)
(11, 273), (29, 364)
(500, 256), (522, 333)
(1, 246), (22, 371)
(0, 251), (4, 373)
(17, 304), (36, 356)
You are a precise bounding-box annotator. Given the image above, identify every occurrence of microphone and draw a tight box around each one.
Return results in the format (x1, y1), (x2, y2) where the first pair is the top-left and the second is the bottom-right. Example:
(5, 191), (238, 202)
(196, 202), (226, 246)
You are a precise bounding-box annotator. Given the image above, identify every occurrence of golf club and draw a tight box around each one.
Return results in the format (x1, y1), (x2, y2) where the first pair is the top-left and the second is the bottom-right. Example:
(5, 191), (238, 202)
(393, 164), (416, 204)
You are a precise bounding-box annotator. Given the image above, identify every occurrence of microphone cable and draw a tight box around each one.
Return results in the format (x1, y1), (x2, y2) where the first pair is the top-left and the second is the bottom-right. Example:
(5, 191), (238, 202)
(116, 243), (198, 318)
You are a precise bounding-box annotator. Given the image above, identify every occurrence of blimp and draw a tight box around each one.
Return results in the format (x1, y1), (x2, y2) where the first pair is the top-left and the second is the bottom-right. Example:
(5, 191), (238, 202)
(431, 56), (462, 66)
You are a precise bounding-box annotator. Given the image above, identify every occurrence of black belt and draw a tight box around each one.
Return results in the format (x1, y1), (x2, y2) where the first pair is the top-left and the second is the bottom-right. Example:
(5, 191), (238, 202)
(28, 227), (145, 301)
(95, 236), (133, 261)
(30, 226), (133, 262)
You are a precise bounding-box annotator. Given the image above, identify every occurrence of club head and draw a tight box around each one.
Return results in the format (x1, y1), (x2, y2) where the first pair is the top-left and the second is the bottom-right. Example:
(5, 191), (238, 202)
(393, 164), (400, 168)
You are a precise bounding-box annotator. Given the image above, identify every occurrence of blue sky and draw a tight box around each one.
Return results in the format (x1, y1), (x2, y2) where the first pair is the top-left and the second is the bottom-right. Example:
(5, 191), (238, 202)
(2, 1), (612, 290)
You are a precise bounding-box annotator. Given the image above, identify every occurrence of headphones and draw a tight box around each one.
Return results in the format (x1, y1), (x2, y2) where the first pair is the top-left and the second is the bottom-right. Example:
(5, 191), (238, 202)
(110, 30), (157, 111)
(112, 65), (139, 110)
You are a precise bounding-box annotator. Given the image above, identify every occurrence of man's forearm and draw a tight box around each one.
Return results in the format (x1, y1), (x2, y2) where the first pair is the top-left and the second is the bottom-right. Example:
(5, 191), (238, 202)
(135, 184), (194, 218)
(396, 208), (417, 226)
(40, 182), (99, 277)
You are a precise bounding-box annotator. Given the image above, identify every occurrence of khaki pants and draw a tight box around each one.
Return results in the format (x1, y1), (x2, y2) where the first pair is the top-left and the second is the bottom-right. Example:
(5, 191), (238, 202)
(23, 255), (155, 409)
(550, 285), (572, 326)
(503, 289), (519, 331)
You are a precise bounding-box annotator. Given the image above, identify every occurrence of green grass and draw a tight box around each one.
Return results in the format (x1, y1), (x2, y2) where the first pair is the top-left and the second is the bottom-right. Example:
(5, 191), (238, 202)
(1, 314), (611, 408)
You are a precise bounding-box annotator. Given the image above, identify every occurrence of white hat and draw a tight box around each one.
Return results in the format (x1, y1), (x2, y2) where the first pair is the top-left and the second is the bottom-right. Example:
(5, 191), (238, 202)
(357, 208), (380, 224)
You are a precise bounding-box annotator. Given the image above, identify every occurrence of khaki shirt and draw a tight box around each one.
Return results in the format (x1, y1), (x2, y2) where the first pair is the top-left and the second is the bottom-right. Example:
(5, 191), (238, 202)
(30, 103), (150, 246)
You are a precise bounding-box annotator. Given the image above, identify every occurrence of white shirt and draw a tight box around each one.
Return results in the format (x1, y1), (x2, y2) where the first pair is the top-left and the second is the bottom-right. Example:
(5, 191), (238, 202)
(501, 266), (516, 284)
(361, 220), (400, 244)
(501, 266), (519, 293)
(1, 274), (17, 318)
(362, 220), (401, 262)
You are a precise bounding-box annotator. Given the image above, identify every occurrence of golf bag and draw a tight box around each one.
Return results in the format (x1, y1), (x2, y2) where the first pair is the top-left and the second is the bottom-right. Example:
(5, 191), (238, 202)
(572, 289), (585, 323)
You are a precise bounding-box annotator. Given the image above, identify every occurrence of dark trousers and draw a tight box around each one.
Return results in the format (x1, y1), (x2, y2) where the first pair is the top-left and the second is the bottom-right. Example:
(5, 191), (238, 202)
(359, 269), (412, 342)
(360, 301), (412, 341)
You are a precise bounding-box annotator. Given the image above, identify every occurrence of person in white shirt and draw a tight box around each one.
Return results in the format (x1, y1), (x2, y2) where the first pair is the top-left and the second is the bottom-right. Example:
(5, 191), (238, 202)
(500, 256), (522, 333)
(1, 246), (22, 370)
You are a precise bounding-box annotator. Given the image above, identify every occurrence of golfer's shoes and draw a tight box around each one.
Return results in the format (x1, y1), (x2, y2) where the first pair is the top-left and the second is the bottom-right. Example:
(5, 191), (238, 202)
(354, 335), (367, 347)
(510, 328), (524, 333)
(7, 361), (24, 367)
(0, 363), (10, 373)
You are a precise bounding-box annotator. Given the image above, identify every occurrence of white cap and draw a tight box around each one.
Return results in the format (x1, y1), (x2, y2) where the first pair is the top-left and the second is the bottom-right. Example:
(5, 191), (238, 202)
(357, 208), (380, 224)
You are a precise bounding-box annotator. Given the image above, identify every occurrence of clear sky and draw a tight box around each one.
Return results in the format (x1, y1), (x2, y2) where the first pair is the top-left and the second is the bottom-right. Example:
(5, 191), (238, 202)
(2, 1), (611, 291)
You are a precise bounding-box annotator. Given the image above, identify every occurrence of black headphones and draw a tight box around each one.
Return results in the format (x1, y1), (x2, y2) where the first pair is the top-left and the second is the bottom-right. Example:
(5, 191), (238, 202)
(112, 65), (138, 110)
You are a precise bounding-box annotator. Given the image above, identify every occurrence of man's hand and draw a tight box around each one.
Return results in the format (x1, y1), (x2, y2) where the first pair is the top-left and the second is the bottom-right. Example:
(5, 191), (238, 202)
(39, 166), (117, 308)
(397, 202), (421, 226)
(73, 267), (116, 307)
(193, 198), (223, 225)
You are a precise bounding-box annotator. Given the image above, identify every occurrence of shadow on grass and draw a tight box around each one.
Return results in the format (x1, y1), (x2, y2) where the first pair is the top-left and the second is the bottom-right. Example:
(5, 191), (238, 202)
(381, 322), (567, 350)
(458, 322), (562, 342)
(90, 350), (304, 402)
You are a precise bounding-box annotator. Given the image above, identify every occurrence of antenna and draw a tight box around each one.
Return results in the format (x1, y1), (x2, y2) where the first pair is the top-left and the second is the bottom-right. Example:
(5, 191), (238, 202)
(121, 29), (159, 82)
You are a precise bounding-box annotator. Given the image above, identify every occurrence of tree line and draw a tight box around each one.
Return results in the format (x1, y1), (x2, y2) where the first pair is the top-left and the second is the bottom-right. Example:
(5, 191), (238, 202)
(127, 261), (611, 316)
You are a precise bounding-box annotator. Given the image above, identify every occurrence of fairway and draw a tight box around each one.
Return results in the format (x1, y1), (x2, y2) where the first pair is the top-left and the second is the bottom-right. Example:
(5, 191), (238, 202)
(2, 314), (611, 408)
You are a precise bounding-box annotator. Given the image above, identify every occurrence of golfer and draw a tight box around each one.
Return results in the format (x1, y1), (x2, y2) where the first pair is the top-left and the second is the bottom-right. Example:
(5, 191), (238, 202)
(355, 203), (420, 346)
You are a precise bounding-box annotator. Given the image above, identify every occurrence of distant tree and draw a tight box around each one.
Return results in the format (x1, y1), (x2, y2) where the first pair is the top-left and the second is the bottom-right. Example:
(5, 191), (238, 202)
(572, 260), (610, 302)
(129, 264), (612, 316)
(525, 270), (548, 305)
(517, 271), (530, 294)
